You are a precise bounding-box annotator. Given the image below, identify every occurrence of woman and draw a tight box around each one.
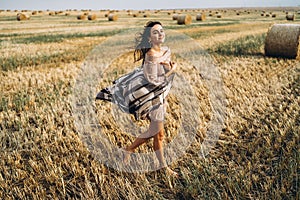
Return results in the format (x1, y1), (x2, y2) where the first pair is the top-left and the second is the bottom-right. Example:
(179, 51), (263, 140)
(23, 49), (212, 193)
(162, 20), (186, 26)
(96, 21), (177, 176)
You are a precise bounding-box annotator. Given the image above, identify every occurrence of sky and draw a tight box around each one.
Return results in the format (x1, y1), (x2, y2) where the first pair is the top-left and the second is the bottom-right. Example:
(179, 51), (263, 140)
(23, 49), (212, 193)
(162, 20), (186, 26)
(1, 0), (299, 10)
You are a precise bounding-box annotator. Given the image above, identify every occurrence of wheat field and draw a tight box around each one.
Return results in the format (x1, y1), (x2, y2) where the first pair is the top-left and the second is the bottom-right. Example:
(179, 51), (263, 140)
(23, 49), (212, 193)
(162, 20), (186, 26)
(0, 7), (299, 199)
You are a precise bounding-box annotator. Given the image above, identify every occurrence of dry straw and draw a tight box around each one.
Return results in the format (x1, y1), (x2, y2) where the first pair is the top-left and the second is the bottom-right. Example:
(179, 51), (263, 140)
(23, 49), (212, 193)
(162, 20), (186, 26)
(265, 24), (300, 60)
(177, 14), (192, 25)
(196, 13), (206, 21)
(108, 14), (118, 21)
(17, 13), (30, 21)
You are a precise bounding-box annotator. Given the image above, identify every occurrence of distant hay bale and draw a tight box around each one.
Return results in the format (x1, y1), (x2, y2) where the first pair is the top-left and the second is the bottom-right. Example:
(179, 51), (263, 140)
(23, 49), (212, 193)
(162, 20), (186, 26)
(216, 13), (222, 18)
(32, 11), (37, 15)
(49, 12), (55, 16)
(143, 14), (149, 18)
(172, 14), (178, 20)
(265, 24), (300, 60)
(261, 12), (264, 16)
(265, 13), (270, 17)
(108, 14), (118, 21)
(17, 13), (30, 21)
(133, 13), (139, 17)
(272, 13), (276, 18)
(88, 14), (97, 20)
(177, 14), (192, 25)
(77, 14), (87, 20)
(65, 13), (70, 16)
(196, 13), (206, 21)
(286, 13), (295, 21)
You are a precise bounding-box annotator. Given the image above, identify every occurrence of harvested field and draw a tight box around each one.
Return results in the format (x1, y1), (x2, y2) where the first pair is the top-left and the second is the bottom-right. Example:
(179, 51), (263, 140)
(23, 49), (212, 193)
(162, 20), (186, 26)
(0, 7), (299, 199)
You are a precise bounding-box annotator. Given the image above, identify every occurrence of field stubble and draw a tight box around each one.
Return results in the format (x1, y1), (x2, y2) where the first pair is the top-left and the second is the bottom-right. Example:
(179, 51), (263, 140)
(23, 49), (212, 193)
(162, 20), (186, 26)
(0, 7), (299, 199)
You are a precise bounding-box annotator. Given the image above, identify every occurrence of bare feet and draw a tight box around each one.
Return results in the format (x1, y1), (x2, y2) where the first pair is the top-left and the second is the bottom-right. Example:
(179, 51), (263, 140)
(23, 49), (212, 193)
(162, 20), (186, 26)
(122, 148), (133, 165)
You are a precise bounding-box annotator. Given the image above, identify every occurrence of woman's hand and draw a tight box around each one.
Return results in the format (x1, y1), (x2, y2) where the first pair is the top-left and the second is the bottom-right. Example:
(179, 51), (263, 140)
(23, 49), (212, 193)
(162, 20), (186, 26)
(161, 61), (177, 77)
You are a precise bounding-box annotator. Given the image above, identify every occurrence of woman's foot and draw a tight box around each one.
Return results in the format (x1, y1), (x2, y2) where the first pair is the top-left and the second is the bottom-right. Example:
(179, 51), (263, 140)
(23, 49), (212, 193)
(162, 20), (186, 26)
(122, 148), (133, 165)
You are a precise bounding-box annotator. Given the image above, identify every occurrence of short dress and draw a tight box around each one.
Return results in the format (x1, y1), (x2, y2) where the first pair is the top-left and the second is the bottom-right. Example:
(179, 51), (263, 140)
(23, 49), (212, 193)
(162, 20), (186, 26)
(143, 47), (171, 121)
(96, 46), (174, 121)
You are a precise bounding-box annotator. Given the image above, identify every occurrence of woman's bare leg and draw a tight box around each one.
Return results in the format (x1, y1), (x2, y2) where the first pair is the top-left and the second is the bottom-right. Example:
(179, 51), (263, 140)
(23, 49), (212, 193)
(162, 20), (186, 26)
(123, 121), (161, 163)
(153, 121), (178, 177)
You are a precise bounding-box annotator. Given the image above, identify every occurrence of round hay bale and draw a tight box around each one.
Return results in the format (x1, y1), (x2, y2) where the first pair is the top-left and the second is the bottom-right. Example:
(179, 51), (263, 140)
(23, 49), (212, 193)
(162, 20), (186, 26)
(272, 13), (276, 18)
(143, 14), (150, 18)
(17, 13), (30, 21)
(133, 13), (139, 17)
(172, 14), (178, 20)
(108, 14), (118, 21)
(177, 14), (192, 25)
(49, 12), (55, 16)
(88, 14), (97, 20)
(77, 14), (87, 20)
(196, 13), (206, 21)
(32, 11), (37, 15)
(265, 24), (300, 60)
(216, 13), (222, 18)
(286, 13), (295, 21)
(265, 13), (270, 17)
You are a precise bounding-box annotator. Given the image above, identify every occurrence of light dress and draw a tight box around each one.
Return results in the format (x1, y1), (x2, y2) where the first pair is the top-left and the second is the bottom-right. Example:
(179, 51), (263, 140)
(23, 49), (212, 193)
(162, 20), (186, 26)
(96, 46), (174, 121)
(143, 46), (171, 121)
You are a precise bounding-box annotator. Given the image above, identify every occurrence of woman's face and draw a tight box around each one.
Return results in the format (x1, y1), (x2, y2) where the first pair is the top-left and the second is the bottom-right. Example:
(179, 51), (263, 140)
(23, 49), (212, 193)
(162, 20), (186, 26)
(149, 24), (165, 45)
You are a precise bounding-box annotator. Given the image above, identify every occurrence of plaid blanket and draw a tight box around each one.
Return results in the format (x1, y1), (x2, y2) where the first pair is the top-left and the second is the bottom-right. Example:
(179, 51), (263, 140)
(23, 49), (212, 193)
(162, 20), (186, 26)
(96, 67), (174, 121)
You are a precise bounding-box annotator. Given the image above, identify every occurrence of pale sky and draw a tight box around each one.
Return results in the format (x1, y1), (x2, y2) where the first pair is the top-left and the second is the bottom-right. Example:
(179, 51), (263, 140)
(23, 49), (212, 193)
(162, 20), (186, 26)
(1, 0), (299, 10)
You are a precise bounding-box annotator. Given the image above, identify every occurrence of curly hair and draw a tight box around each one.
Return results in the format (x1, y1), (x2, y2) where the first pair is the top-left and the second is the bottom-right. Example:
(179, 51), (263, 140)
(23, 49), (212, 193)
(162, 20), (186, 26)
(134, 21), (162, 64)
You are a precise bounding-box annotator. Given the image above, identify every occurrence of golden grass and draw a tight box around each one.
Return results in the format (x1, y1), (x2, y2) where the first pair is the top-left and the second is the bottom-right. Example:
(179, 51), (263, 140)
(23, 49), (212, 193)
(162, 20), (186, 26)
(0, 7), (299, 199)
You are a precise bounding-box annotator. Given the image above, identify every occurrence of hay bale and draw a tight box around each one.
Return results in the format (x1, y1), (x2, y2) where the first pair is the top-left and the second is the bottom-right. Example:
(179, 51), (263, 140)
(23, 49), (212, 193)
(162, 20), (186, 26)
(172, 14), (178, 20)
(17, 13), (30, 21)
(32, 11), (37, 15)
(77, 14), (87, 20)
(108, 14), (118, 21)
(265, 24), (300, 60)
(196, 13), (206, 21)
(177, 14), (192, 25)
(286, 13), (295, 21)
(216, 13), (222, 18)
(133, 13), (139, 17)
(88, 14), (97, 20)
(272, 13), (276, 18)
